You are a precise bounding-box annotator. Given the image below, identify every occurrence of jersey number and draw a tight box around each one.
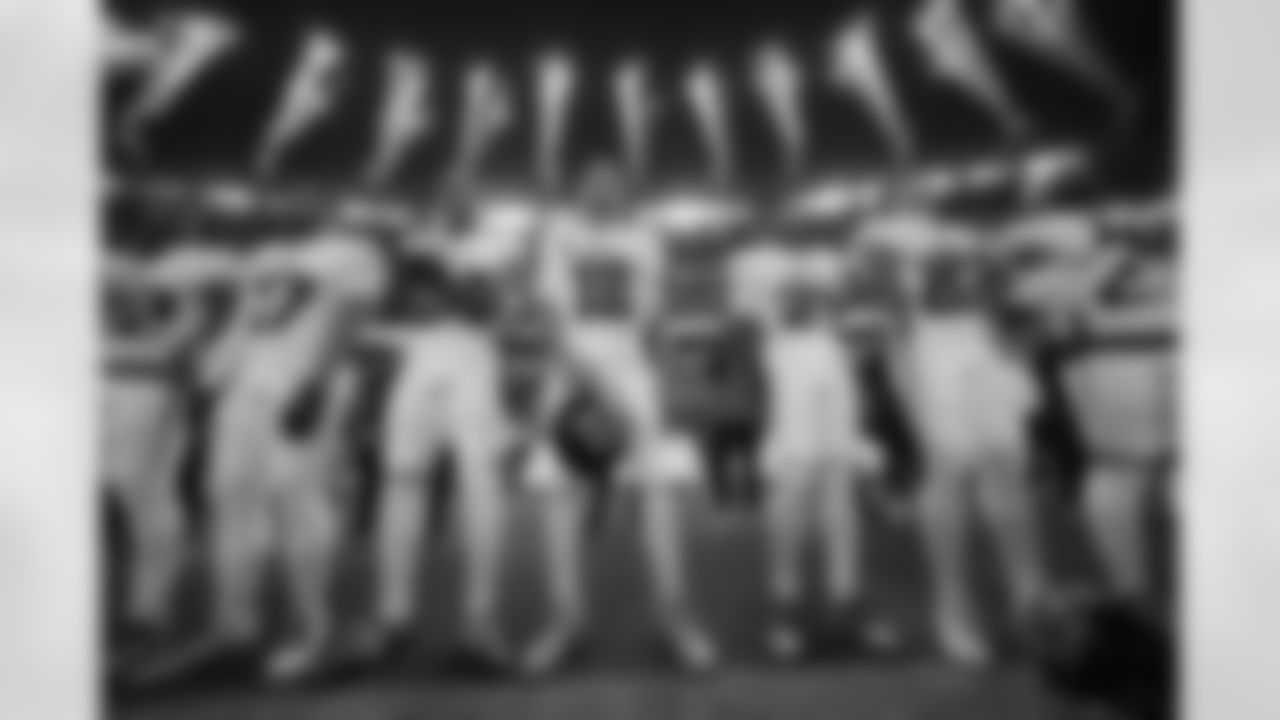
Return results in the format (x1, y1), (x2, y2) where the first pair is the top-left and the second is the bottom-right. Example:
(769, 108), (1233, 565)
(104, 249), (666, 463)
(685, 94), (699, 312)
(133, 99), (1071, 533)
(575, 257), (635, 320)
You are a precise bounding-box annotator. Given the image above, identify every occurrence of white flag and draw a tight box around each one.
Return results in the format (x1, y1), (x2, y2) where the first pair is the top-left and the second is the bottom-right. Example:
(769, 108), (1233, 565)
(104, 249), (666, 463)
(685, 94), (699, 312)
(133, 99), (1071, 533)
(534, 51), (578, 187)
(255, 28), (347, 176)
(831, 15), (915, 162)
(451, 61), (514, 182)
(103, 15), (159, 75)
(683, 62), (735, 185)
(992, 0), (1134, 118)
(912, 0), (1029, 140)
(612, 59), (659, 180)
(364, 49), (432, 187)
(119, 11), (240, 154)
(750, 42), (807, 175)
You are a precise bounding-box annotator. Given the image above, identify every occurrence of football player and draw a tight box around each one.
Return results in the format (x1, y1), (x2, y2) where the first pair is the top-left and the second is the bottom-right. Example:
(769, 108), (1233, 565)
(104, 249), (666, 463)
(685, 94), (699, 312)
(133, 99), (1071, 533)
(650, 194), (762, 511)
(1066, 204), (1177, 609)
(355, 188), (528, 669)
(730, 210), (888, 661)
(175, 226), (385, 685)
(102, 234), (213, 642)
(521, 162), (718, 674)
(869, 212), (1050, 665)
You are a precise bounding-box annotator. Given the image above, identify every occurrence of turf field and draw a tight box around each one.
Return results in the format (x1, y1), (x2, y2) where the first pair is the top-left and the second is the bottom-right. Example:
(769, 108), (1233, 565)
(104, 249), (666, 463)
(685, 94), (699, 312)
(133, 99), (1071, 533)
(107, 476), (1155, 720)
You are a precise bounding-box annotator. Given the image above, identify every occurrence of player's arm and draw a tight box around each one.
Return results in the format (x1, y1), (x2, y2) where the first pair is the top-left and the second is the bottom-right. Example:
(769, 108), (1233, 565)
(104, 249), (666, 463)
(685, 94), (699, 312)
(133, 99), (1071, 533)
(196, 277), (258, 391)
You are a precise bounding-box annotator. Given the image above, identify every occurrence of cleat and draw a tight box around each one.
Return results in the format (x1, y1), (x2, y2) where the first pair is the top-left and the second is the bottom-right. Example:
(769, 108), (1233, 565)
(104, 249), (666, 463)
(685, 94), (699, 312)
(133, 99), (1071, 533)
(262, 639), (332, 688)
(663, 620), (719, 674)
(342, 622), (419, 672)
(522, 621), (587, 677)
(766, 623), (806, 663)
(441, 636), (513, 680)
(934, 620), (994, 669)
(125, 633), (262, 693)
(764, 602), (808, 663)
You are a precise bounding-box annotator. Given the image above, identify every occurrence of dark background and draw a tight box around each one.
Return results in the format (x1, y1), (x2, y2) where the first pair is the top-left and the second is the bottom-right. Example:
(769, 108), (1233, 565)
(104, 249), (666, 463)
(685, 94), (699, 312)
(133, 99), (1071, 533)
(104, 0), (1177, 196)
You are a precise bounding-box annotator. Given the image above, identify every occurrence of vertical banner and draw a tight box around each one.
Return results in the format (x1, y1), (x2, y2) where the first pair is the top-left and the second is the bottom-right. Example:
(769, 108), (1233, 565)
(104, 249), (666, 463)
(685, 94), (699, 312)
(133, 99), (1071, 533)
(992, 0), (1135, 121)
(118, 11), (240, 156)
(363, 49), (432, 187)
(449, 60), (514, 184)
(750, 42), (808, 177)
(830, 14), (915, 163)
(683, 61), (735, 186)
(612, 58), (658, 182)
(912, 0), (1029, 140)
(254, 27), (347, 177)
(533, 51), (578, 188)
(103, 15), (158, 75)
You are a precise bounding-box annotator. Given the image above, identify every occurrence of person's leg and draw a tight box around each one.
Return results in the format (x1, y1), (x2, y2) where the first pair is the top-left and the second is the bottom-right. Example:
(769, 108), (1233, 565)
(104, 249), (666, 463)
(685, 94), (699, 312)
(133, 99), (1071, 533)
(265, 368), (359, 683)
(760, 444), (814, 661)
(452, 349), (511, 655)
(918, 453), (987, 664)
(973, 366), (1053, 618)
(364, 367), (439, 648)
(634, 432), (718, 671)
(120, 392), (188, 633)
(265, 446), (341, 683)
(1084, 458), (1156, 602)
(976, 448), (1054, 614)
(521, 443), (590, 675)
(208, 395), (272, 647)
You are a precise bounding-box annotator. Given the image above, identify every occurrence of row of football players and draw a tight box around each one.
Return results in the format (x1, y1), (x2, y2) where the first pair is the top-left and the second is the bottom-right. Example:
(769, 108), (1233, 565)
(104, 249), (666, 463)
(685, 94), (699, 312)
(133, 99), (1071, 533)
(102, 163), (1175, 687)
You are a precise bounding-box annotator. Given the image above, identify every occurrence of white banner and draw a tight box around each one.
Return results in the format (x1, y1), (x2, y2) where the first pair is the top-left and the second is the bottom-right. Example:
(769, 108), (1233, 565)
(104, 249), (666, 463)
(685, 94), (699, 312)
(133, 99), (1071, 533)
(255, 27), (347, 176)
(612, 58), (658, 180)
(363, 49), (432, 186)
(750, 42), (807, 175)
(912, 0), (1030, 140)
(534, 51), (578, 187)
(831, 14), (916, 162)
(119, 11), (240, 155)
(103, 15), (158, 75)
(993, 0), (1135, 121)
(683, 61), (734, 184)
(450, 60), (514, 182)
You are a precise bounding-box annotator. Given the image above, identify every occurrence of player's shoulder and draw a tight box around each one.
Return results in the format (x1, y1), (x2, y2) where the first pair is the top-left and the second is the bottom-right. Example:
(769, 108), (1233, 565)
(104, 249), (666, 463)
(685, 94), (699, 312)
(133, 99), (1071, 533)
(1000, 211), (1099, 257)
(859, 212), (944, 257)
(151, 241), (243, 286)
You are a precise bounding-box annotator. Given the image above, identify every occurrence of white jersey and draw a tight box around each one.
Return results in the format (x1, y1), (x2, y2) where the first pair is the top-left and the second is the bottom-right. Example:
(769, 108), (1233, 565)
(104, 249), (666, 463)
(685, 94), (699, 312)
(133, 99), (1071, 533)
(225, 236), (386, 400)
(728, 241), (793, 330)
(150, 243), (244, 341)
(537, 210), (664, 329)
(730, 241), (842, 332)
